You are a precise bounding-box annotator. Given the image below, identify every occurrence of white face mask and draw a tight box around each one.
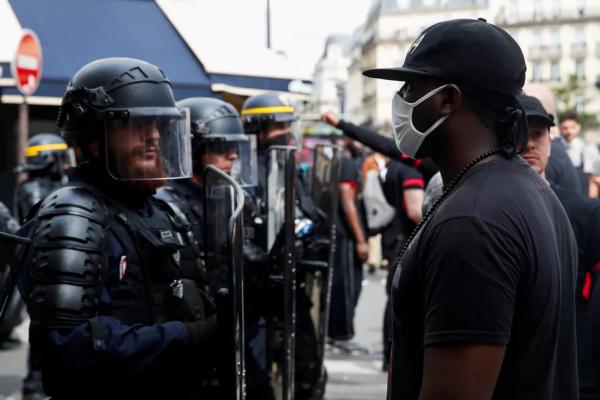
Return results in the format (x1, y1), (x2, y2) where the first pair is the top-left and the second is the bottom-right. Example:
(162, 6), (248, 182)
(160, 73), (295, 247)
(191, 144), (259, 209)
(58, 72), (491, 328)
(391, 84), (450, 158)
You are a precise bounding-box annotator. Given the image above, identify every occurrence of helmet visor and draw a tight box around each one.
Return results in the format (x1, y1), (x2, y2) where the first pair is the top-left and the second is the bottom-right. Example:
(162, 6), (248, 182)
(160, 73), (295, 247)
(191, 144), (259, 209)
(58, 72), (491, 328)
(105, 107), (192, 181)
(201, 134), (257, 187)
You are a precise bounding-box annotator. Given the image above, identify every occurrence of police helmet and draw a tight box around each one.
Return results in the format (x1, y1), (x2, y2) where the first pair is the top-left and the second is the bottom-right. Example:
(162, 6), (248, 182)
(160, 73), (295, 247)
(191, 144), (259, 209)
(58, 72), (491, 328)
(57, 57), (192, 181)
(178, 97), (246, 142)
(20, 133), (74, 172)
(178, 97), (256, 186)
(241, 92), (296, 133)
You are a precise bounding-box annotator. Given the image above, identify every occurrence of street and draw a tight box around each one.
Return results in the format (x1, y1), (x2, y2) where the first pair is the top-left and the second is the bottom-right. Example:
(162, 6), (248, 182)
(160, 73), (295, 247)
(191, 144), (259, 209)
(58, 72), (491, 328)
(0, 269), (388, 399)
(324, 269), (388, 400)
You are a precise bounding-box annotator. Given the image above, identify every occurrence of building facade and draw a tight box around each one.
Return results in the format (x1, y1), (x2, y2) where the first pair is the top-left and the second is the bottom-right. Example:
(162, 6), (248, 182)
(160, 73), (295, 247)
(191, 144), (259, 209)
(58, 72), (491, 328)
(315, 0), (600, 133)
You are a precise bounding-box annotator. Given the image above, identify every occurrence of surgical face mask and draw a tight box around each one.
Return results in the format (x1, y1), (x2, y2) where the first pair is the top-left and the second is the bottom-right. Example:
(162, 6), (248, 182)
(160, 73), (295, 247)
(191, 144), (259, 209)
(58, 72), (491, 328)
(391, 84), (449, 158)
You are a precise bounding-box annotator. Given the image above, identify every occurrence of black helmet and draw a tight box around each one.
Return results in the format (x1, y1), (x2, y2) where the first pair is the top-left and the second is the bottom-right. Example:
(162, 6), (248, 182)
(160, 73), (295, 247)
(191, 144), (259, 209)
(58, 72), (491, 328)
(241, 92), (296, 133)
(178, 97), (245, 142)
(178, 97), (256, 186)
(21, 133), (75, 172)
(57, 57), (192, 181)
(58, 57), (176, 140)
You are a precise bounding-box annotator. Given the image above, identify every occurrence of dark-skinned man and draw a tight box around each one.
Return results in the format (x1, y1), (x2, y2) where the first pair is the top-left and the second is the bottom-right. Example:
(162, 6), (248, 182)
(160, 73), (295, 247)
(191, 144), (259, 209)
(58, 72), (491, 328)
(363, 19), (578, 399)
(519, 93), (600, 400)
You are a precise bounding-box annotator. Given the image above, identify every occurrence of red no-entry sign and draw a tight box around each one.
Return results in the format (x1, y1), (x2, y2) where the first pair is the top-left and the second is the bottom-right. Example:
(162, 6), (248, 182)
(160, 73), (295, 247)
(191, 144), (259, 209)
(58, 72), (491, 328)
(12, 29), (43, 96)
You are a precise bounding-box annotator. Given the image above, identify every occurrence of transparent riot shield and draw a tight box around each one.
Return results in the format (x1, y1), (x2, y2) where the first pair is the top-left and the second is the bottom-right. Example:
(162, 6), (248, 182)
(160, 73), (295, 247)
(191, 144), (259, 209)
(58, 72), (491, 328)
(304, 144), (341, 379)
(0, 232), (30, 324)
(266, 145), (296, 400)
(203, 165), (246, 400)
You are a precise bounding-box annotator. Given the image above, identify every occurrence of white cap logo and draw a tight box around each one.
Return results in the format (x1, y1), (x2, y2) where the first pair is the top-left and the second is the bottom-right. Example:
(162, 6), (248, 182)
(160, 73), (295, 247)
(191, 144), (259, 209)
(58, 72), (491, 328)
(409, 33), (426, 55)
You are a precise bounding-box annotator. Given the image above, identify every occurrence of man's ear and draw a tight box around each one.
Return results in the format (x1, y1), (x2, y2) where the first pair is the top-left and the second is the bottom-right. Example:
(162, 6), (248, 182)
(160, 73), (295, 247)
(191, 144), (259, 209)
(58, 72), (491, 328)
(439, 84), (462, 116)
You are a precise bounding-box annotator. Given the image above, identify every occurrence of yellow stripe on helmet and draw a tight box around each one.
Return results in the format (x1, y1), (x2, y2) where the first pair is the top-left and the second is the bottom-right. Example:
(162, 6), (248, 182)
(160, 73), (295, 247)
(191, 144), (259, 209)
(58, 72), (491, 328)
(25, 143), (68, 157)
(241, 106), (295, 116)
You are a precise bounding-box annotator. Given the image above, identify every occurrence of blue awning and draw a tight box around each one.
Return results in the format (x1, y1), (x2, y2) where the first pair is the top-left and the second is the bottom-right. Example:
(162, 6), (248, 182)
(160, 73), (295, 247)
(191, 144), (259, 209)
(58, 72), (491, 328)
(210, 73), (312, 94)
(6, 0), (213, 100)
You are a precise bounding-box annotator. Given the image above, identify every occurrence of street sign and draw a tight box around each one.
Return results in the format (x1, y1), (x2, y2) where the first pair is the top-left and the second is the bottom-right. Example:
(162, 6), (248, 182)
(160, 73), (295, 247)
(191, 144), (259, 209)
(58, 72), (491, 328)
(12, 29), (43, 96)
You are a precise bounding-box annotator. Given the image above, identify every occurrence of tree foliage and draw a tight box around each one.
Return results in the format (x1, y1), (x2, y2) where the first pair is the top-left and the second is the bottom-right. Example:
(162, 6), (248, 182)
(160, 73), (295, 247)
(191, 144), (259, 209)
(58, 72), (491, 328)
(552, 74), (597, 128)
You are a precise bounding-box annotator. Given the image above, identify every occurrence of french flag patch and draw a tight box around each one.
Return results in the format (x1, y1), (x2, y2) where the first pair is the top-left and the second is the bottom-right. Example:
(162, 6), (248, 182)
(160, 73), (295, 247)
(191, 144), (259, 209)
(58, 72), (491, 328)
(119, 256), (128, 280)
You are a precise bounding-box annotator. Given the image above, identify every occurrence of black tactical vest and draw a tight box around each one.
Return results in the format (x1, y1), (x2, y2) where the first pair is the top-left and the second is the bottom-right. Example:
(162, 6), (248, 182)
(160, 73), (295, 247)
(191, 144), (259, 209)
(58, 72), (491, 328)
(88, 186), (214, 326)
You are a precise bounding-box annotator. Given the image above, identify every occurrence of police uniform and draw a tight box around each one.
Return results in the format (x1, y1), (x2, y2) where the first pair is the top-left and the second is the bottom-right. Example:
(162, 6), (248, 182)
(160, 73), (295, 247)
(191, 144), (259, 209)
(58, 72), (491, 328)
(19, 58), (217, 399)
(242, 93), (325, 400)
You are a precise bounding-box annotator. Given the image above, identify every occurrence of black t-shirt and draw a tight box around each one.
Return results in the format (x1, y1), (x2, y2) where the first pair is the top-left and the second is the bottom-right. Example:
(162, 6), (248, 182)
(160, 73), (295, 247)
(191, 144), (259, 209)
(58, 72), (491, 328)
(336, 155), (360, 238)
(390, 156), (578, 399)
(381, 160), (424, 259)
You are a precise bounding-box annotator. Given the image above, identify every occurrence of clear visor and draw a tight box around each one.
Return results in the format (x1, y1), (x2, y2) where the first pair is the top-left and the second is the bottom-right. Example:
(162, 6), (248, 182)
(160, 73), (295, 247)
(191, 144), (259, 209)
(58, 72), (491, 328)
(105, 107), (192, 181)
(201, 135), (257, 187)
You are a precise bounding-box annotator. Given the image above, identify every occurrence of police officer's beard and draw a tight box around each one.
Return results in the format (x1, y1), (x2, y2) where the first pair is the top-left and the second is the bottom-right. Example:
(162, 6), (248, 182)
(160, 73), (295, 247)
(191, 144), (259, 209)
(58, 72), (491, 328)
(112, 148), (167, 194)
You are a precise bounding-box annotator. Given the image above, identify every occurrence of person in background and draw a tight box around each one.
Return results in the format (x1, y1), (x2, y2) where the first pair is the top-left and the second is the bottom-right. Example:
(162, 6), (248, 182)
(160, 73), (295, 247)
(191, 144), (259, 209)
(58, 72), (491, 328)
(523, 84), (583, 195)
(519, 93), (600, 400)
(559, 112), (589, 195)
(327, 136), (369, 354)
(361, 152), (387, 274)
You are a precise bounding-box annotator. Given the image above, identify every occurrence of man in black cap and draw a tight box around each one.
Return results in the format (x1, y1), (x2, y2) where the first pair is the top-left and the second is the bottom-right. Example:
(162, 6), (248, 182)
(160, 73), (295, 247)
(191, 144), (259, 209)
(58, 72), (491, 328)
(364, 19), (578, 399)
(519, 93), (600, 400)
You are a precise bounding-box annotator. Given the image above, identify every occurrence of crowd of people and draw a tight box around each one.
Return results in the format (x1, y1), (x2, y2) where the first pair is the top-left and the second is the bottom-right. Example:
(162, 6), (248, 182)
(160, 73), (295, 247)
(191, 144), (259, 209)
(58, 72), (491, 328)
(1, 16), (600, 400)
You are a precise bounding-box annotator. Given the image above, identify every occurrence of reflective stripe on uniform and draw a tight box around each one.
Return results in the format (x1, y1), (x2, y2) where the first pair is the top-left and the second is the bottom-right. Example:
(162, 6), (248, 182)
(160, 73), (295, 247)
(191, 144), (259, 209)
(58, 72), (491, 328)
(25, 143), (68, 157)
(241, 106), (294, 116)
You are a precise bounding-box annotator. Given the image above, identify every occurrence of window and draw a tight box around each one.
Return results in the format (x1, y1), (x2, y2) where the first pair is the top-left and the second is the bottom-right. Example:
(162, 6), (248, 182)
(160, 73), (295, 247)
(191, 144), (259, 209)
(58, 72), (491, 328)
(533, 0), (543, 20)
(575, 26), (585, 46)
(532, 62), (543, 82)
(551, 0), (561, 19)
(575, 60), (585, 80)
(575, 94), (585, 114)
(550, 62), (560, 81)
(576, 0), (586, 15)
(532, 30), (543, 50)
(549, 29), (560, 50)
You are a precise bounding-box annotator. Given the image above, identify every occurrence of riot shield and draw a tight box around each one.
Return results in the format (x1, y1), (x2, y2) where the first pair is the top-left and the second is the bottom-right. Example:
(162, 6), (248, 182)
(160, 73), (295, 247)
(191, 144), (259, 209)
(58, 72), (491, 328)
(304, 144), (341, 379)
(266, 145), (296, 400)
(0, 231), (30, 324)
(203, 165), (246, 400)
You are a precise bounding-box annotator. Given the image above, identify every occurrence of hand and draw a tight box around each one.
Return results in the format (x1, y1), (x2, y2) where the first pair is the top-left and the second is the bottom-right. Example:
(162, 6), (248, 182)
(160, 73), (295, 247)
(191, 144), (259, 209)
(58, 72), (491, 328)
(355, 241), (369, 262)
(184, 314), (217, 352)
(321, 111), (340, 127)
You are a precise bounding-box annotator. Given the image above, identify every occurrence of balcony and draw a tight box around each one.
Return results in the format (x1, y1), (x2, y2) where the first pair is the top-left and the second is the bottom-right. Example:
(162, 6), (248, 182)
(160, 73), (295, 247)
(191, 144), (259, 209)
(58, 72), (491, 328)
(528, 45), (545, 60)
(528, 45), (562, 61)
(547, 44), (562, 60)
(571, 42), (588, 59)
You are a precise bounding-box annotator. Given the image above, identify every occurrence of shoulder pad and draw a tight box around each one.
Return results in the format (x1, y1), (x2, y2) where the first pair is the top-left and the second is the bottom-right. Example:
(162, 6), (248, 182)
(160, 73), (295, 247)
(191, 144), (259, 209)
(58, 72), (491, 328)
(37, 186), (107, 224)
(27, 186), (108, 328)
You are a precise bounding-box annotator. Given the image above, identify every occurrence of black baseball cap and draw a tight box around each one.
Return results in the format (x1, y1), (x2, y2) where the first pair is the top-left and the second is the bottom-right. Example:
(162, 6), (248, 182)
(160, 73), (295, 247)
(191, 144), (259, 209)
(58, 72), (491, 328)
(518, 94), (555, 127)
(363, 18), (526, 97)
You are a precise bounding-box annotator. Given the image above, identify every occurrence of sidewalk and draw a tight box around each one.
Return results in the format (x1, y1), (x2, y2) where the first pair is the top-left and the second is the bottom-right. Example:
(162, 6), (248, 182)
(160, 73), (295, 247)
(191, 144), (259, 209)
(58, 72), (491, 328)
(324, 269), (388, 400)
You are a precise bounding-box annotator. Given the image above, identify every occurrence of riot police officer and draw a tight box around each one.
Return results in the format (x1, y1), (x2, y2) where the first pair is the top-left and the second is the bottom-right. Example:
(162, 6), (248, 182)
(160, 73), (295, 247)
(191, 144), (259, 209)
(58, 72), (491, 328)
(15, 133), (75, 223)
(156, 97), (254, 256)
(242, 93), (326, 400)
(18, 57), (217, 399)
(156, 97), (253, 399)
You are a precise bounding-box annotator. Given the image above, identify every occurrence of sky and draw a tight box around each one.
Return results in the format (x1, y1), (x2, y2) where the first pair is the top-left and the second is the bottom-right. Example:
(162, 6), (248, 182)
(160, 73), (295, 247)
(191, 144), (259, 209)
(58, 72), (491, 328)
(268, 0), (373, 75)
(182, 0), (374, 78)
